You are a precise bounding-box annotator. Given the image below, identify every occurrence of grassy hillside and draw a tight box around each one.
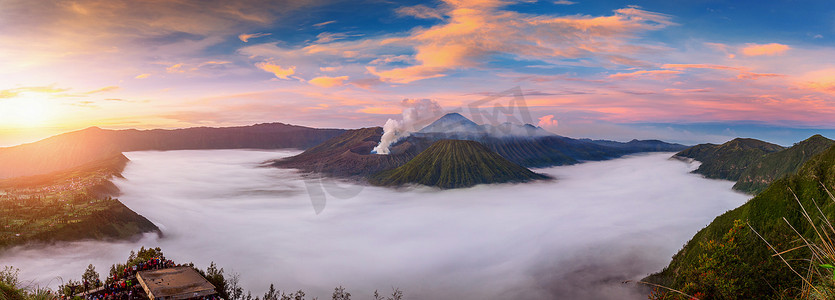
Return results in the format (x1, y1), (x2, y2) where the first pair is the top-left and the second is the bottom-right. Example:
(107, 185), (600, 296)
(674, 138), (784, 181)
(369, 140), (550, 189)
(648, 143), (835, 298)
(0, 154), (159, 250)
(733, 134), (835, 194)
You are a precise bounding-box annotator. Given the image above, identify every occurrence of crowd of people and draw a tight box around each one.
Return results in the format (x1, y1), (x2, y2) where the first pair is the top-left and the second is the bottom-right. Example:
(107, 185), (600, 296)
(71, 257), (179, 300)
(113, 257), (176, 281)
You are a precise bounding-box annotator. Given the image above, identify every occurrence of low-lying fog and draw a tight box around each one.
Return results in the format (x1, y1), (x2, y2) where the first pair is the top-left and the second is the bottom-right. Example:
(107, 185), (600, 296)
(0, 150), (749, 299)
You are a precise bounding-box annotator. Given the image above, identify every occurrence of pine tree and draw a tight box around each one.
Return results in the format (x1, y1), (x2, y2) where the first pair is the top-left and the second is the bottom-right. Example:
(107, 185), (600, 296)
(331, 286), (350, 300)
(82, 264), (100, 288)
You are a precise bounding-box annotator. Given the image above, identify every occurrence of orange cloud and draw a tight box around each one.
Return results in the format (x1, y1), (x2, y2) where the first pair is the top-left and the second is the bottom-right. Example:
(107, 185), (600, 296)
(255, 62), (296, 79)
(308, 76), (349, 88)
(741, 43), (790, 56)
(238, 32), (271, 42)
(367, 66), (447, 84)
(135, 73), (151, 79)
(609, 70), (681, 80)
(359, 107), (402, 114)
(166, 63), (185, 73)
(85, 86), (120, 94)
(800, 68), (835, 94)
(368, 2), (674, 83)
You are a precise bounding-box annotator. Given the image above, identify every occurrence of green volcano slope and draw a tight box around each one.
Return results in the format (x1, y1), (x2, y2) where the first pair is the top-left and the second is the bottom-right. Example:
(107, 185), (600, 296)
(733, 134), (835, 194)
(674, 138), (784, 181)
(369, 140), (550, 189)
(648, 143), (835, 298)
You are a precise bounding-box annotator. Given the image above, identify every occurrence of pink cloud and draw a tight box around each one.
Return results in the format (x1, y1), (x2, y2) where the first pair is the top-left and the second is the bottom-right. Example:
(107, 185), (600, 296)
(736, 72), (784, 80)
(538, 114), (559, 128)
(608, 70), (681, 80)
(662, 64), (741, 71)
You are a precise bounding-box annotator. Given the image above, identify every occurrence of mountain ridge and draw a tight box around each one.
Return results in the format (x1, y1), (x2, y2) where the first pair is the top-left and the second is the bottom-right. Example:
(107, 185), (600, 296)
(274, 114), (686, 177)
(673, 135), (834, 194)
(673, 137), (785, 181)
(0, 123), (345, 179)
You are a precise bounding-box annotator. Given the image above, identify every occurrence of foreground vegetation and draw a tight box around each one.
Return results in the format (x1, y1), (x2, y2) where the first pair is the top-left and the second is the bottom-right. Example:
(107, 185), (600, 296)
(1, 247), (403, 300)
(0, 155), (158, 250)
(649, 139), (835, 299)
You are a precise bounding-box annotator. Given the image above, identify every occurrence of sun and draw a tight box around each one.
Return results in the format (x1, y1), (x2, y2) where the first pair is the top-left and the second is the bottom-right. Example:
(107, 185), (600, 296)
(0, 92), (54, 128)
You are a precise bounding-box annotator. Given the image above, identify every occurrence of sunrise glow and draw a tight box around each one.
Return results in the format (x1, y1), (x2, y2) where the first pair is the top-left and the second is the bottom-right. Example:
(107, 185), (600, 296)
(1, 0), (834, 145)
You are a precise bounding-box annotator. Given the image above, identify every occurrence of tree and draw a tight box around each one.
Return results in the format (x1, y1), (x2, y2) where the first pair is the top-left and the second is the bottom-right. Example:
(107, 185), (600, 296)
(58, 279), (81, 297)
(373, 288), (403, 300)
(0, 266), (22, 300)
(82, 264), (100, 288)
(226, 272), (244, 300)
(203, 262), (229, 299)
(332, 286), (350, 300)
(0, 266), (19, 287)
(264, 284), (278, 300)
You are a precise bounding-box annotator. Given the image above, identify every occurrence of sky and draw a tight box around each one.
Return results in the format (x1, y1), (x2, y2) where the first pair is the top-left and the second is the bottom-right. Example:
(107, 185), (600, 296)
(1, 0), (835, 146)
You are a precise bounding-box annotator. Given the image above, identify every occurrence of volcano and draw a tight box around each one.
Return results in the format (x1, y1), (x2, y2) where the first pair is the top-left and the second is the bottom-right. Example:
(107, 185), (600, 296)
(370, 139), (550, 189)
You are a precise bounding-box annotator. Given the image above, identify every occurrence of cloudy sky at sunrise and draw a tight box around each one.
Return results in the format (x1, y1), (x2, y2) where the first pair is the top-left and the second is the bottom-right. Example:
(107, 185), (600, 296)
(1, 0), (835, 146)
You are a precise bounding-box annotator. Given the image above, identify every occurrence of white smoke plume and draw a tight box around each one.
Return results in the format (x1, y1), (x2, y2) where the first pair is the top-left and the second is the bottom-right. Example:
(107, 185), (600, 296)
(372, 99), (442, 154)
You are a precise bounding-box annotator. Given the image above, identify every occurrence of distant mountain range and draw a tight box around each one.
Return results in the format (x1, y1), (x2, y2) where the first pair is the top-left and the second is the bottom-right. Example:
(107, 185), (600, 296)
(0, 123), (345, 179)
(673, 134), (835, 194)
(370, 140), (550, 189)
(0, 113), (685, 188)
(274, 113), (687, 187)
(649, 135), (835, 298)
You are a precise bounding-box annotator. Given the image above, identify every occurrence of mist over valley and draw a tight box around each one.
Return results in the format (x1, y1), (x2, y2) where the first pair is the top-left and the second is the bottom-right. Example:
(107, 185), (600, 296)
(0, 150), (748, 299)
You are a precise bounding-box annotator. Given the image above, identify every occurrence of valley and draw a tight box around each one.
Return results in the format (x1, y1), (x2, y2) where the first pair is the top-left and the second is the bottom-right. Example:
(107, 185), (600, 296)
(0, 150), (747, 300)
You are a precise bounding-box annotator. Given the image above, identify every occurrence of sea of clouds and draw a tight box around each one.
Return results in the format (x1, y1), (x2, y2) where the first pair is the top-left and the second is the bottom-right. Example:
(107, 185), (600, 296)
(0, 150), (749, 299)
